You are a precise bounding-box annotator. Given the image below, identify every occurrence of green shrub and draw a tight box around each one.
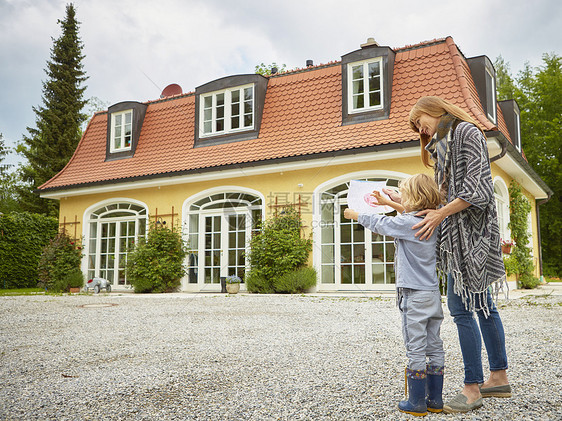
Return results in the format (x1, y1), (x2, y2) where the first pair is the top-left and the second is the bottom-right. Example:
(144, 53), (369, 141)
(273, 266), (317, 294)
(0, 212), (58, 288)
(518, 273), (541, 289)
(245, 270), (275, 294)
(246, 208), (312, 293)
(37, 232), (83, 291)
(126, 225), (186, 293)
(506, 182), (535, 288)
(52, 269), (84, 293)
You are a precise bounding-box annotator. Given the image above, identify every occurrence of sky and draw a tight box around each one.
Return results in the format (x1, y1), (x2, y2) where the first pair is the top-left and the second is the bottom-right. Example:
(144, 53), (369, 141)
(1, 0), (560, 167)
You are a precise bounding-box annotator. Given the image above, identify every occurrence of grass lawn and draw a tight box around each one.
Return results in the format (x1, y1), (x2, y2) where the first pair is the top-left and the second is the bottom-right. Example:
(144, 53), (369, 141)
(0, 288), (45, 296)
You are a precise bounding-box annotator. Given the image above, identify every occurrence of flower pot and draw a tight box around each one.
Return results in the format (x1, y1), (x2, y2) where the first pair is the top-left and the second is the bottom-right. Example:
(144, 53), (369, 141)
(69, 287), (80, 293)
(501, 245), (512, 254)
(226, 283), (240, 294)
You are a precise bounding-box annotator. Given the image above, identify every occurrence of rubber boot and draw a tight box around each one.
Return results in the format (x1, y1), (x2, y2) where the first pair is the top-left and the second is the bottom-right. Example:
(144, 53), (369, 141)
(426, 365), (444, 413)
(399, 368), (428, 417)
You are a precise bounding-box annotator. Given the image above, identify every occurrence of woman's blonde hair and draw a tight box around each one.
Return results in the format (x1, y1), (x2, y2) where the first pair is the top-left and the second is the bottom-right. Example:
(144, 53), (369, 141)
(399, 173), (443, 211)
(409, 96), (483, 167)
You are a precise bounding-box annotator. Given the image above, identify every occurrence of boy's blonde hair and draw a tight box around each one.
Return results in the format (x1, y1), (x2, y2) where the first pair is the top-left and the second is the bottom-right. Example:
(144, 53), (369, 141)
(399, 173), (442, 211)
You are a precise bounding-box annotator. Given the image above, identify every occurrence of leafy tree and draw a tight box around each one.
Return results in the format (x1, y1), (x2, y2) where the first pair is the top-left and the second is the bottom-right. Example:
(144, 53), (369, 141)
(16, 3), (88, 216)
(255, 62), (287, 76)
(495, 54), (562, 277)
(0, 133), (22, 213)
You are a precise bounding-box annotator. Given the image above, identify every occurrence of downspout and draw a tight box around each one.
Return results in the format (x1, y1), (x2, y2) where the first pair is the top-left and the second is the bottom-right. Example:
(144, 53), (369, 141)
(489, 133), (508, 162)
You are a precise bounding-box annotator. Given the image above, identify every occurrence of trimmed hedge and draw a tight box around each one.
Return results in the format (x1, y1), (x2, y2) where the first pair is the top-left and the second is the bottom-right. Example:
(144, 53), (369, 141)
(0, 212), (58, 288)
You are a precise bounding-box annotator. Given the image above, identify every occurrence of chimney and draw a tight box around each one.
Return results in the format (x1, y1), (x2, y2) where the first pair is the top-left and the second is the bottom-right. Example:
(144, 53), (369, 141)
(361, 37), (379, 48)
(306, 59), (314, 67)
(271, 67), (278, 75)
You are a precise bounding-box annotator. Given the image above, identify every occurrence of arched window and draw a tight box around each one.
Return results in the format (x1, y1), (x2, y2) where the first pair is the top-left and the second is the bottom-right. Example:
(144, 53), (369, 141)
(86, 202), (148, 287)
(493, 178), (511, 243)
(184, 191), (263, 288)
(315, 174), (404, 290)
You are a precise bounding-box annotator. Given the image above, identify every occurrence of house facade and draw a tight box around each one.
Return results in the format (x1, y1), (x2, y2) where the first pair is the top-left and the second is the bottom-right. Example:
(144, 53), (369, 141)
(38, 37), (551, 292)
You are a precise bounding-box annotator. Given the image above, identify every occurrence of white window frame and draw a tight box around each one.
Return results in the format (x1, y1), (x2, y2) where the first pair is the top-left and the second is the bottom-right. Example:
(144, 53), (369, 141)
(514, 108), (521, 151)
(110, 109), (133, 152)
(347, 57), (384, 114)
(200, 84), (254, 137)
(485, 68), (497, 123)
(493, 177), (510, 244)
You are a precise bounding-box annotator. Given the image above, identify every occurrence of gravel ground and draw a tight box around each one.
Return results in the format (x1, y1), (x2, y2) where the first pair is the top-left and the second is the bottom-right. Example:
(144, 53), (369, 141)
(1, 291), (561, 420)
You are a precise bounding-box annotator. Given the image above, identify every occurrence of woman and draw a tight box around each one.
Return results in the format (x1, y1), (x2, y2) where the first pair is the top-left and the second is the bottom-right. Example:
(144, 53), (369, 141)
(401, 96), (511, 414)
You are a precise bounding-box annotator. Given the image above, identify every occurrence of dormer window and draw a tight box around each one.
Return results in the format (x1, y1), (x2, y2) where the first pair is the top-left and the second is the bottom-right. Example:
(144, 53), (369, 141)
(348, 57), (383, 113)
(341, 41), (395, 126)
(194, 74), (267, 147)
(201, 84), (254, 137)
(499, 99), (521, 152)
(110, 110), (133, 152)
(467, 55), (497, 125)
(105, 101), (147, 161)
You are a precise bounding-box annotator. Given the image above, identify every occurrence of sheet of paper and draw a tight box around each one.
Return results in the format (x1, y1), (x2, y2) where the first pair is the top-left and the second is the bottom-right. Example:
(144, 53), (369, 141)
(347, 180), (394, 214)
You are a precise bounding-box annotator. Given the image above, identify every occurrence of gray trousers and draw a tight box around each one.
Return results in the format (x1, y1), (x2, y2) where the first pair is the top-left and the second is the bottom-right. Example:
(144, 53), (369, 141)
(398, 288), (445, 371)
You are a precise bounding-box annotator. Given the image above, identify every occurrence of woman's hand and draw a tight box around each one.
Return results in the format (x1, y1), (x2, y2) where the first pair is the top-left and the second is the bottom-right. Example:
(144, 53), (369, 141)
(413, 198), (471, 240)
(344, 208), (358, 221)
(412, 209), (446, 240)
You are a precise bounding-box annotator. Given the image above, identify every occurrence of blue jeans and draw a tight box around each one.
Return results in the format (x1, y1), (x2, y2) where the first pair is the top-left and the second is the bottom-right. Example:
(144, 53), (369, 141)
(447, 274), (508, 384)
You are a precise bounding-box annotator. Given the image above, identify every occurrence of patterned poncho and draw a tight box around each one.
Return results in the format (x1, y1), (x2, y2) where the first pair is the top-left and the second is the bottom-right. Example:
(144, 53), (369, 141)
(427, 119), (507, 315)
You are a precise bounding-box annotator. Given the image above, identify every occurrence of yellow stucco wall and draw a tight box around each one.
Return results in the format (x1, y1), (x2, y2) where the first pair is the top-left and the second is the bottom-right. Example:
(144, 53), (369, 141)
(56, 155), (542, 280)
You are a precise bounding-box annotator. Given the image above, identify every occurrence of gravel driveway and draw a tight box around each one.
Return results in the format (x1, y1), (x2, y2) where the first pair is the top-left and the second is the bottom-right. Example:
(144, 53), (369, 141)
(1, 290), (561, 420)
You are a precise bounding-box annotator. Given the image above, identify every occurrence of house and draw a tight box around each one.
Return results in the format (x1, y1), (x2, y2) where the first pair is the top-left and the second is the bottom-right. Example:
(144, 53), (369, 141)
(37, 36), (552, 292)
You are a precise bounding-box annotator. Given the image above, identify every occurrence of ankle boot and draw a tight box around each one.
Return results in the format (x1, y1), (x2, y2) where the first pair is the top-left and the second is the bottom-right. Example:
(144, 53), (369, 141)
(399, 368), (428, 417)
(426, 365), (444, 413)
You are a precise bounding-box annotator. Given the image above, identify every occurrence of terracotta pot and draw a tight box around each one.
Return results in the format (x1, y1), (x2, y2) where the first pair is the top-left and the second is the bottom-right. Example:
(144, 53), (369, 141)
(69, 287), (80, 293)
(501, 245), (512, 254)
(226, 283), (240, 294)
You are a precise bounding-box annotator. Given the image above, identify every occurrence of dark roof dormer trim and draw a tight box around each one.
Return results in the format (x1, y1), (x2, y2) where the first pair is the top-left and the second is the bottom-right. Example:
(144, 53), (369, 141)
(105, 101), (147, 161)
(341, 45), (395, 126)
(499, 99), (521, 151)
(467, 55), (497, 124)
(194, 74), (268, 147)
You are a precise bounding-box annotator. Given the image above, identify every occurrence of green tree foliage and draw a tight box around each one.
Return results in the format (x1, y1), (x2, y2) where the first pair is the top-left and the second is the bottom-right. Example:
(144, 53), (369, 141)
(37, 232), (83, 291)
(126, 225), (187, 293)
(255, 62), (287, 75)
(0, 212), (58, 288)
(495, 54), (562, 277)
(0, 133), (21, 213)
(246, 209), (312, 293)
(16, 3), (88, 216)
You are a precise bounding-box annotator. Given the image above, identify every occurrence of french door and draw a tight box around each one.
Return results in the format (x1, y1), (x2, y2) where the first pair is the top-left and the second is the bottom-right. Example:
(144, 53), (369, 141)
(198, 210), (251, 288)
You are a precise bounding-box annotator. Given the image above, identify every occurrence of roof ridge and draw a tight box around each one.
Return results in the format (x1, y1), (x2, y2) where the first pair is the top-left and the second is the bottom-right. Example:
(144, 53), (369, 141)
(394, 37), (448, 52)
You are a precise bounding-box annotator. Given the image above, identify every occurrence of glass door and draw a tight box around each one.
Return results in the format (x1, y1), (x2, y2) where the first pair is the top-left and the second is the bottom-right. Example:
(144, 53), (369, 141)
(199, 210), (251, 287)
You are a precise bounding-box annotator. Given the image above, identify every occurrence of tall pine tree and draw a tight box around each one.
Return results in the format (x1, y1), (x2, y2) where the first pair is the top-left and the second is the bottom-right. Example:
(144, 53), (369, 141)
(17, 3), (88, 216)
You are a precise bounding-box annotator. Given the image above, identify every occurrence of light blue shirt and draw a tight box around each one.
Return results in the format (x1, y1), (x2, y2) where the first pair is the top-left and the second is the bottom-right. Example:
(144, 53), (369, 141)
(358, 212), (438, 290)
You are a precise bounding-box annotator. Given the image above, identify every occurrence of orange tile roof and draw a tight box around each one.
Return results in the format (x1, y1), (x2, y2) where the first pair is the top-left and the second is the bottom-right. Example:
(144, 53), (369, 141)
(39, 36), (511, 192)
